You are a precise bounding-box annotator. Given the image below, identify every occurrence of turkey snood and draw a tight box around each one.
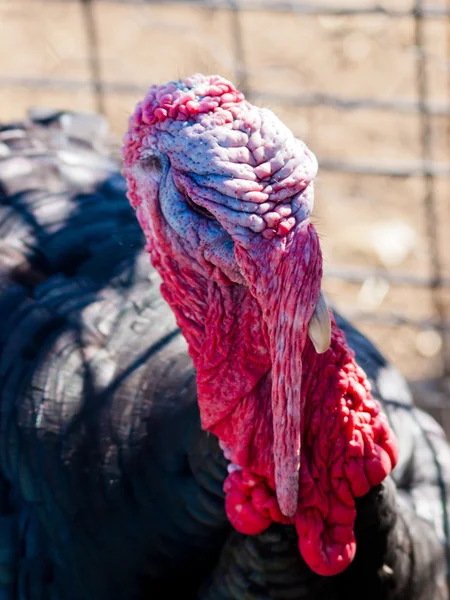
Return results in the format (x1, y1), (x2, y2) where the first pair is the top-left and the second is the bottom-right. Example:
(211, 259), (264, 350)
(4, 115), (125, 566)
(122, 74), (398, 577)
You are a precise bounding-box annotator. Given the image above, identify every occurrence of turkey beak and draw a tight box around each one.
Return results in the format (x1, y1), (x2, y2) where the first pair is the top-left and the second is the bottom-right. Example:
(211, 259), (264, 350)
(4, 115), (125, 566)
(307, 291), (331, 354)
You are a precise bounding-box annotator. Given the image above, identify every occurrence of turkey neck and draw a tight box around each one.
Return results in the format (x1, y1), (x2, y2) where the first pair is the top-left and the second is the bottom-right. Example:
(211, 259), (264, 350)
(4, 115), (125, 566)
(152, 250), (267, 471)
(148, 237), (398, 576)
(151, 242), (334, 485)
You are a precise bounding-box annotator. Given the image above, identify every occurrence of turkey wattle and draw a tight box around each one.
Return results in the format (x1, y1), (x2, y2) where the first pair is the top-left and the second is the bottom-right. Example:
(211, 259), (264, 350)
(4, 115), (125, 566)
(122, 74), (398, 576)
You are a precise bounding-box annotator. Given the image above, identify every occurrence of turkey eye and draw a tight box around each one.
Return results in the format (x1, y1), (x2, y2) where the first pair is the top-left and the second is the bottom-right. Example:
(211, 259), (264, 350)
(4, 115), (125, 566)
(140, 155), (162, 172)
(184, 193), (216, 220)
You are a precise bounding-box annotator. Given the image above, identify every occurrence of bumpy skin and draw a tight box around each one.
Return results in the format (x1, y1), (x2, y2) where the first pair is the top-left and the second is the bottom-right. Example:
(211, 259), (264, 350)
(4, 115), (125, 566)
(200, 317), (450, 600)
(0, 108), (448, 600)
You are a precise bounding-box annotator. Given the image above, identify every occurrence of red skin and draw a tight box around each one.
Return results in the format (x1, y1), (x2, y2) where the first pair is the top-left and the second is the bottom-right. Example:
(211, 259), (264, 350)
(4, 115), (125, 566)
(122, 74), (398, 576)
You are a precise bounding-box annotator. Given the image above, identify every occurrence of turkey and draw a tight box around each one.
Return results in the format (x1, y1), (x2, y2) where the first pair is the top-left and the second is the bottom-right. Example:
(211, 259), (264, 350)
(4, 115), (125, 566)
(0, 75), (448, 600)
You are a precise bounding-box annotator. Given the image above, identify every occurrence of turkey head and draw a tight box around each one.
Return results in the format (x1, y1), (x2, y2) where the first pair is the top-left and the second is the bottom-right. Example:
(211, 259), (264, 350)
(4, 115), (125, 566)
(122, 74), (397, 576)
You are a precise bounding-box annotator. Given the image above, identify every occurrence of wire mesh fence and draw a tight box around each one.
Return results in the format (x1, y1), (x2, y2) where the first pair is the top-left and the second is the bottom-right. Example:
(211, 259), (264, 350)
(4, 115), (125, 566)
(1, 0), (450, 427)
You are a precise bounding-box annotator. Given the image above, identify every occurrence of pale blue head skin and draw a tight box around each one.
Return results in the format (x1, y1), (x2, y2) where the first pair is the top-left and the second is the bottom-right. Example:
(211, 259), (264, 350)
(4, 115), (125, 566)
(129, 99), (317, 283)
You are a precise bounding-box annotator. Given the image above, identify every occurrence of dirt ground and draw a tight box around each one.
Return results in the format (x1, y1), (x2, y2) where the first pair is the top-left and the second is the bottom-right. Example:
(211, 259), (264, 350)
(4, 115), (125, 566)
(1, 0), (449, 424)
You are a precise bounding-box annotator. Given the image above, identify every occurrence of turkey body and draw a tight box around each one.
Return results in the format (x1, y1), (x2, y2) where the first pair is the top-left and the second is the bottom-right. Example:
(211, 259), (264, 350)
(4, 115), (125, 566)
(0, 111), (449, 600)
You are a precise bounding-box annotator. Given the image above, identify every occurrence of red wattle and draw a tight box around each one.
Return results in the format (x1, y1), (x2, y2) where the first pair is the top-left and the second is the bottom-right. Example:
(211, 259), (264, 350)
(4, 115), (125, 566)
(222, 319), (398, 576)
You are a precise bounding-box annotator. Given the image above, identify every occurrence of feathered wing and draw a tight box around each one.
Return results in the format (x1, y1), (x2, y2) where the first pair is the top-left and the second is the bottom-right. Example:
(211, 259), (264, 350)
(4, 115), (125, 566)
(0, 112), (230, 600)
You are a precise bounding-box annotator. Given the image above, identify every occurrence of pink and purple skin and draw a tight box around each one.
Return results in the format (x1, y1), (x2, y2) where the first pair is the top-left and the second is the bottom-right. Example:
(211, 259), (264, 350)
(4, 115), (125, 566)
(122, 74), (399, 577)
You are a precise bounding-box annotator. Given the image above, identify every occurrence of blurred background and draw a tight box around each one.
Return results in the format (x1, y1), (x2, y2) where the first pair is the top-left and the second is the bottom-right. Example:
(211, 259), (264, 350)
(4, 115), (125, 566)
(1, 0), (449, 429)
